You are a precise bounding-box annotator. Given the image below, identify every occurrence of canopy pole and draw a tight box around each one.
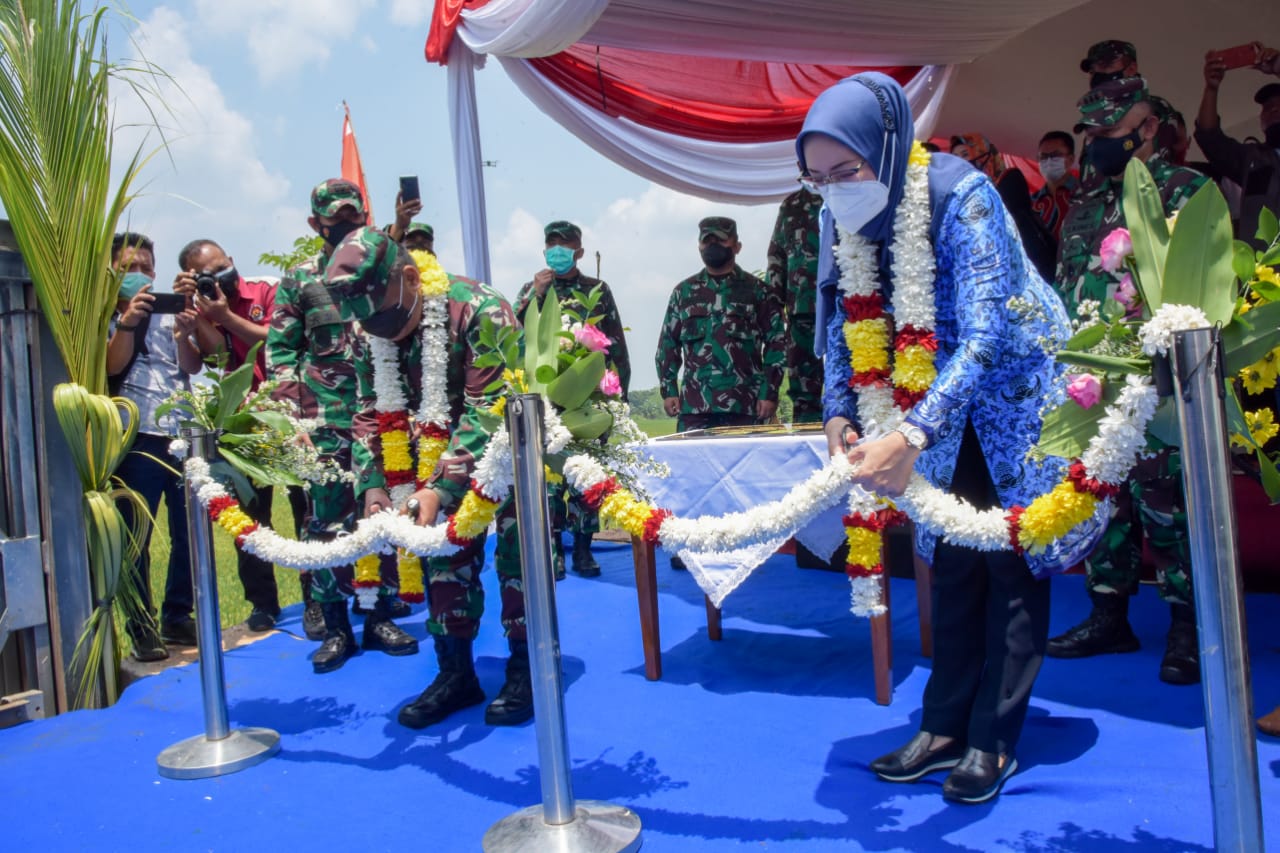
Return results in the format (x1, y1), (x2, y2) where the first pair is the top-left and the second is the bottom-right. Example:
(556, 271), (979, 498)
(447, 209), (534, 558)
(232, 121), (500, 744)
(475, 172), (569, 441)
(447, 40), (492, 285)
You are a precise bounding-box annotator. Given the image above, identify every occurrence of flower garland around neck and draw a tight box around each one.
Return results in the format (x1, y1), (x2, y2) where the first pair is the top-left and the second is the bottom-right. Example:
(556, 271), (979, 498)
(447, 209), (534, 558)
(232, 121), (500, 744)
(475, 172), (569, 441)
(834, 140), (935, 615)
(358, 248), (452, 607)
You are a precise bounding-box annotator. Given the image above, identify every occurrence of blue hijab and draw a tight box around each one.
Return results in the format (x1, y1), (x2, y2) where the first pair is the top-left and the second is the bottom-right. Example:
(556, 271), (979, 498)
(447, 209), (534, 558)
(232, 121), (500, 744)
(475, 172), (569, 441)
(797, 72), (969, 355)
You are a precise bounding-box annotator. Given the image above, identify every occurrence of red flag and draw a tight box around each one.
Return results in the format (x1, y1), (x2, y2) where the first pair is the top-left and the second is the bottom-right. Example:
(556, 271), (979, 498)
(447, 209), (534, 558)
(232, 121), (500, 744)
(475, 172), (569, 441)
(341, 102), (374, 226)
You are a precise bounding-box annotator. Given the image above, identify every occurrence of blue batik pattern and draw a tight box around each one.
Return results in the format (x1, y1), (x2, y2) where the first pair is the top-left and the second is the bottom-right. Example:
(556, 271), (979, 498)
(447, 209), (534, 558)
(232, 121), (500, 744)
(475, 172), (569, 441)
(823, 169), (1101, 575)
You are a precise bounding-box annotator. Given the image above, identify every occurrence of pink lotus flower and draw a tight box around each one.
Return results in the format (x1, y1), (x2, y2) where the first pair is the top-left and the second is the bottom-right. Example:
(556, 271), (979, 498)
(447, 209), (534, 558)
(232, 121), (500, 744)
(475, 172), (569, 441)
(1066, 373), (1103, 409)
(598, 369), (622, 397)
(574, 323), (611, 353)
(1098, 228), (1132, 273)
(1114, 272), (1142, 318)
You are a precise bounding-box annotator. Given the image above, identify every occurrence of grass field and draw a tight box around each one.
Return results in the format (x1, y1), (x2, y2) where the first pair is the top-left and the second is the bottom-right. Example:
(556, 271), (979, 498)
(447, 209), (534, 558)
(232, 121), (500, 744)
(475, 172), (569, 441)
(147, 415), (680, 629)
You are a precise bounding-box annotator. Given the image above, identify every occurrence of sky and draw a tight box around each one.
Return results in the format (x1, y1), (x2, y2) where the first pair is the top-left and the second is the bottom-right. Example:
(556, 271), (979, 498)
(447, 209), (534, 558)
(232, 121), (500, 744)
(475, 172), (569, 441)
(105, 1), (784, 391)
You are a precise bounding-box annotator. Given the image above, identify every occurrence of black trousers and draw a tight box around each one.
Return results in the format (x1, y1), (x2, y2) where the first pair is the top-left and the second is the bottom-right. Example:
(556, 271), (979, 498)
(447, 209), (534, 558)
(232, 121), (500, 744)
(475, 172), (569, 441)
(918, 421), (1051, 756)
(237, 483), (307, 615)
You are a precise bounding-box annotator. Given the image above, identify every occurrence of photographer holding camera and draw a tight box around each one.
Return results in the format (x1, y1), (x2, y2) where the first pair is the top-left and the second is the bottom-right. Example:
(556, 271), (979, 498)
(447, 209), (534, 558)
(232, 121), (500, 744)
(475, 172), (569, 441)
(1196, 41), (1280, 246)
(176, 238), (305, 633)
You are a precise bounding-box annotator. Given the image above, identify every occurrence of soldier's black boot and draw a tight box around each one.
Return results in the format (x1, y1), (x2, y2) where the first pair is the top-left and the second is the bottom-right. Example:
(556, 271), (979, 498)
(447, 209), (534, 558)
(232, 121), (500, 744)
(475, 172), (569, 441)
(1046, 590), (1140, 658)
(300, 572), (326, 641)
(1160, 603), (1200, 685)
(571, 533), (601, 578)
(361, 596), (419, 656)
(398, 635), (485, 729)
(485, 639), (534, 726)
(312, 601), (358, 674)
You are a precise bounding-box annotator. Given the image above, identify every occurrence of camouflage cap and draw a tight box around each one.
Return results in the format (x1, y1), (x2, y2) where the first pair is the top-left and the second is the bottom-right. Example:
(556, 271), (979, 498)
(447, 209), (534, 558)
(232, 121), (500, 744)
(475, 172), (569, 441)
(405, 222), (434, 240)
(1079, 40), (1137, 73)
(1256, 82), (1280, 105)
(544, 220), (581, 242)
(324, 227), (404, 322)
(1074, 76), (1148, 133)
(698, 216), (737, 240)
(310, 178), (366, 218)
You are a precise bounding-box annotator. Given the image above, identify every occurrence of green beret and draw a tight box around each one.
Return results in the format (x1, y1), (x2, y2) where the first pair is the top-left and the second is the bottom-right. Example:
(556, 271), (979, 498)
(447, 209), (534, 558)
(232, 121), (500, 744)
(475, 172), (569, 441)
(544, 220), (581, 242)
(1074, 76), (1148, 133)
(698, 216), (737, 240)
(405, 222), (434, 240)
(1079, 40), (1137, 73)
(310, 178), (366, 218)
(324, 227), (404, 322)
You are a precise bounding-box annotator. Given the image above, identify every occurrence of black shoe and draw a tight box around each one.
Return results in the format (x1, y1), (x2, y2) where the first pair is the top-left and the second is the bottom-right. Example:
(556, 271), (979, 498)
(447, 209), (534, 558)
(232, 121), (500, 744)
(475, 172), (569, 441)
(246, 608), (278, 633)
(130, 624), (169, 663)
(1046, 592), (1139, 659)
(1160, 607), (1200, 685)
(670, 555), (687, 571)
(313, 601), (358, 674)
(352, 597), (411, 618)
(302, 600), (325, 641)
(572, 534), (601, 577)
(942, 749), (1018, 804)
(553, 551), (566, 582)
(870, 731), (966, 782)
(161, 618), (199, 647)
(361, 616), (419, 656)
(485, 642), (534, 726)
(398, 635), (484, 729)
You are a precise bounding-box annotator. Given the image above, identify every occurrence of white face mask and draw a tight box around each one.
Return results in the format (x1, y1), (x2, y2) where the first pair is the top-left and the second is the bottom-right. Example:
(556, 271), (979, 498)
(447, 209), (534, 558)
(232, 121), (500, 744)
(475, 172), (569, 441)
(818, 180), (890, 234)
(1040, 156), (1068, 183)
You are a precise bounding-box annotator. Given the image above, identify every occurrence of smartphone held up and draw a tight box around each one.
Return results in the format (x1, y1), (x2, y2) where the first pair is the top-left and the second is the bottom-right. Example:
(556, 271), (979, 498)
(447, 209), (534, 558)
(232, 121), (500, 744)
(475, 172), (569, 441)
(399, 175), (420, 203)
(1208, 43), (1260, 71)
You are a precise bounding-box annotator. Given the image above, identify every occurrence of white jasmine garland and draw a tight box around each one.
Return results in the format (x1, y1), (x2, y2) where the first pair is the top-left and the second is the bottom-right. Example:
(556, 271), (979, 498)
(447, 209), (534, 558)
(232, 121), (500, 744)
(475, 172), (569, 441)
(1079, 376), (1158, 485)
(1138, 303), (1210, 356)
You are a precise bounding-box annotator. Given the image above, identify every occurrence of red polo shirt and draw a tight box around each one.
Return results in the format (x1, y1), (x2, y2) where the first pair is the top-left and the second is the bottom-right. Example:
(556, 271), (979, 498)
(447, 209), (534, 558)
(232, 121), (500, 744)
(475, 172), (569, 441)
(225, 277), (277, 388)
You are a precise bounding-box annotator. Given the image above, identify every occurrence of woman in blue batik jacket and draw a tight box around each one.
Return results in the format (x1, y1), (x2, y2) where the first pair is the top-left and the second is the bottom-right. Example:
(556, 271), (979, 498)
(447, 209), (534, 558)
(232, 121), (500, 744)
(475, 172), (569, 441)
(797, 72), (1097, 804)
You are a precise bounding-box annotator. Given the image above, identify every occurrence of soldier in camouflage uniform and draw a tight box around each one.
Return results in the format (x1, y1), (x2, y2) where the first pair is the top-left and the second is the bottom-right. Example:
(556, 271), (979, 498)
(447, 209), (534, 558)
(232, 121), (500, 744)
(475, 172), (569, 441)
(1077, 41), (1187, 188)
(514, 220), (630, 579)
(325, 227), (534, 729)
(766, 188), (824, 423)
(1048, 78), (1208, 685)
(267, 179), (418, 673)
(656, 216), (786, 433)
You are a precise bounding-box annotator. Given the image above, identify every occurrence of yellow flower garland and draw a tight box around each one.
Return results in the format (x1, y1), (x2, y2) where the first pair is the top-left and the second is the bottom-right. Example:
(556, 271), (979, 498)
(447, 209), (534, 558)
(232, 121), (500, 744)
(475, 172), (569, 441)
(844, 526), (882, 572)
(1016, 482), (1100, 552)
(452, 490), (501, 541)
(216, 506), (256, 538)
(844, 319), (892, 374)
(599, 490), (652, 539)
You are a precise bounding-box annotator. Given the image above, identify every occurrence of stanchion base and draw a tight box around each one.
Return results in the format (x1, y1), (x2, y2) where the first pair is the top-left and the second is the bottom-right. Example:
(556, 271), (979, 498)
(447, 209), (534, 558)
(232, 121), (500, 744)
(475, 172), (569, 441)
(157, 726), (280, 780)
(482, 800), (642, 852)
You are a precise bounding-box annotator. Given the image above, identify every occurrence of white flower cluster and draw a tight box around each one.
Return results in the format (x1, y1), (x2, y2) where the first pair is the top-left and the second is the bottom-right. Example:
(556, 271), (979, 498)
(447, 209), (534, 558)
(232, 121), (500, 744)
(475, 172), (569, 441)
(850, 577), (886, 618)
(656, 456), (856, 554)
(1079, 375), (1158, 484)
(471, 426), (513, 501)
(1138, 303), (1210, 356)
(417, 294), (450, 431)
(888, 152), (936, 331)
(894, 474), (1012, 551)
(183, 457), (458, 569)
(541, 399), (573, 455)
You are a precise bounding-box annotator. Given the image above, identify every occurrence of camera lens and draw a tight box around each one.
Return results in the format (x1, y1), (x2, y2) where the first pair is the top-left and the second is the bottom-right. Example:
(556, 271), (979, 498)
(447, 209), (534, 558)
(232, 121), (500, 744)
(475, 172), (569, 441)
(195, 273), (217, 299)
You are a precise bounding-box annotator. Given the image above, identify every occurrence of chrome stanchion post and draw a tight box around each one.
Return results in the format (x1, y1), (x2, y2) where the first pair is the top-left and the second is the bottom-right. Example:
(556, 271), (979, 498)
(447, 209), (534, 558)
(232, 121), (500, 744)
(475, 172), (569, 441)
(1169, 328), (1265, 852)
(483, 394), (641, 853)
(157, 426), (280, 780)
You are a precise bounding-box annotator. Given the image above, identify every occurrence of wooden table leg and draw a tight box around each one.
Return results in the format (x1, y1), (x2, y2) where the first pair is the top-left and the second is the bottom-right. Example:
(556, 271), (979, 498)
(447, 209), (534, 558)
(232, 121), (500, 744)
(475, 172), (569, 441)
(705, 596), (722, 641)
(870, 545), (894, 706)
(631, 535), (661, 680)
(914, 549), (934, 659)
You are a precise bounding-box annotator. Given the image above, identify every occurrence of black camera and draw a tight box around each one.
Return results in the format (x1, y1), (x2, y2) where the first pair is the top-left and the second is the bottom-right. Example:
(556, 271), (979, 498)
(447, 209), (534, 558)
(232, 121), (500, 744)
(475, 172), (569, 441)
(195, 273), (219, 300)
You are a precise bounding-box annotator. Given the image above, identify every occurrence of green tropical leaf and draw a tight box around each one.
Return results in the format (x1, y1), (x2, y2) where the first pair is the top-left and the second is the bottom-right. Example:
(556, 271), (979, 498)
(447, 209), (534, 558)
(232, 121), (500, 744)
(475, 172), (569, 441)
(1063, 322), (1107, 352)
(1034, 382), (1123, 460)
(1161, 182), (1235, 325)
(560, 405), (614, 441)
(547, 350), (606, 410)
(1234, 241), (1260, 283)
(1120, 158), (1169, 310)
(213, 342), (260, 427)
(1222, 301), (1280, 374)
(1056, 350), (1150, 374)
(1257, 207), (1279, 247)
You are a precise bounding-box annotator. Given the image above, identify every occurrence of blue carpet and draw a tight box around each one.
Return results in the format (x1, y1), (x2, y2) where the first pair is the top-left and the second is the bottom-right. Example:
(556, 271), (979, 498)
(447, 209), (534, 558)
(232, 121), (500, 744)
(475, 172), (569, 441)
(3, 539), (1278, 852)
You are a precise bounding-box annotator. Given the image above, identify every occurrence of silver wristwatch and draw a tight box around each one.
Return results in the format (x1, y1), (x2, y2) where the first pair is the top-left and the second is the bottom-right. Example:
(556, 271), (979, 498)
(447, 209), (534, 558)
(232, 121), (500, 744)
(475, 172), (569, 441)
(894, 422), (927, 451)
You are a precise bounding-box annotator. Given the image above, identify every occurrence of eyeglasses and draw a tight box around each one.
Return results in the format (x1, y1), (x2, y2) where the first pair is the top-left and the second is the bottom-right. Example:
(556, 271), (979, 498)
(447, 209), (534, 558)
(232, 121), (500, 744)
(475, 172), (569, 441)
(798, 163), (867, 192)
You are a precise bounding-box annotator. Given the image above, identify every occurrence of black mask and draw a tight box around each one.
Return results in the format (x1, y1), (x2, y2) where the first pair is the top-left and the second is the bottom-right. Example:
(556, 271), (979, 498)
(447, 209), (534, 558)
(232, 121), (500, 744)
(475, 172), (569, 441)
(214, 265), (239, 300)
(1090, 69), (1126, 89)
(1265, 123), (1280, 149)
(700, 243), (735, 269)
(360, 279), (420, 339)
(320, 219), (361, 248)
(1087, 129), (1144, 177)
